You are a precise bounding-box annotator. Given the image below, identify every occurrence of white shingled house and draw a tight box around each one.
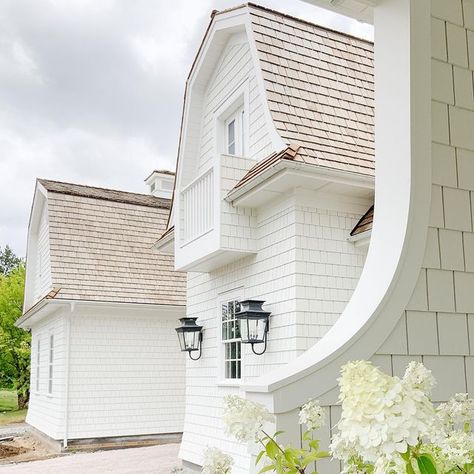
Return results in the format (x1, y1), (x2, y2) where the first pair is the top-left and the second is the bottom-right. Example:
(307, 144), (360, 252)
(156, 3), (375, 471)
(159, 1), (474, 472)
(18, 172), (186, 448)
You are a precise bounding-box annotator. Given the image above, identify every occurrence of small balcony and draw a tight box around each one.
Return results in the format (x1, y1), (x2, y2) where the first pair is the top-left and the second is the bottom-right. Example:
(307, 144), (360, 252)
(174, 155), (257, 272)
(181, 167), (214, 245)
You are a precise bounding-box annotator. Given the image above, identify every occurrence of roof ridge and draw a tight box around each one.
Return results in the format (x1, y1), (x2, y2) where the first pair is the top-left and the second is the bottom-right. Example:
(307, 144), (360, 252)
(38, 178), (167, 201)
(214, 2), (373, 45)
(37, 178), (171, 209)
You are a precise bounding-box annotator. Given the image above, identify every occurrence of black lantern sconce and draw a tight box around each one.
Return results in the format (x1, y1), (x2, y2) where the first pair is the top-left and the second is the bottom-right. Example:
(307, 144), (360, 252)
(175, 317), (203, 360)
(235, 300), (271, 355)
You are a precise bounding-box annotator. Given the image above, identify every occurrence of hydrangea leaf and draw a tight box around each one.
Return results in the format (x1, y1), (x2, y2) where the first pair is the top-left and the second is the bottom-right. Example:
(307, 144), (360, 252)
(416, 454), (438, 474)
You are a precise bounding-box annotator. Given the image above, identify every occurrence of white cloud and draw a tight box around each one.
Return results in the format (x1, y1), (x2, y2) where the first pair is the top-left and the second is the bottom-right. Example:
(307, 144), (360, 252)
(0, 0), (373, 257)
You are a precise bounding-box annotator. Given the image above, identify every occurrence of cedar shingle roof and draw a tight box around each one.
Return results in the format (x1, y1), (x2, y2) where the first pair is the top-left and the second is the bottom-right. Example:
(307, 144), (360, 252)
(350, 205), (374, 236)
(39, 179), (170, 209)
(40, 179), (185, 306)
(246, 3), (374, 176)
(233, 144), (300, 190)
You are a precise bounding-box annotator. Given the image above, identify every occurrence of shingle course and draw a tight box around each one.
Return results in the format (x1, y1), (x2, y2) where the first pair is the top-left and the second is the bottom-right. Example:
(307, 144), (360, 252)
(42, 180), (185, 306)
(247, 3), (375, 176)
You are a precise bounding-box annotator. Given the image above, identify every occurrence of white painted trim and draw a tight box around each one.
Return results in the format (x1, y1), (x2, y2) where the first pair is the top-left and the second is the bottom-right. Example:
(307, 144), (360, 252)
(154, 230), (175, 254)
(181, 165), (214, 194)
(217, 288), (244, 385)
(244, 18), (287, 153)
(302, 0), (375, 23)
(226, 159), (374, 206)
(347, 229), (372, 246)
(17, 299), (185, 329)
(62, 309), (72, 449)
(24, 185), (49, 312)
(244, 0), (431, 413)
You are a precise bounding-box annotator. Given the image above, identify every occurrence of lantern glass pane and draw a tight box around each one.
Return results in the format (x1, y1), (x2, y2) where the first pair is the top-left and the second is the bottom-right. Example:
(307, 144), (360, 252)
(239, 316), (267, 343)
(177, 332), (185, 351)
(184, 331), (197, 350)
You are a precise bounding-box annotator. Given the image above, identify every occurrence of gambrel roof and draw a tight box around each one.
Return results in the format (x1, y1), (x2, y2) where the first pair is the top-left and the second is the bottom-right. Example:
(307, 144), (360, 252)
(36, 179), (185, 306)
(213, 3), (374, 177)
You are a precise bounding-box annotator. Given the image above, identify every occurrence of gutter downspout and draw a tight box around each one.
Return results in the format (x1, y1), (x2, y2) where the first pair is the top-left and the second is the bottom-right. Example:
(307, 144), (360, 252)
(63, 302), (73, 449)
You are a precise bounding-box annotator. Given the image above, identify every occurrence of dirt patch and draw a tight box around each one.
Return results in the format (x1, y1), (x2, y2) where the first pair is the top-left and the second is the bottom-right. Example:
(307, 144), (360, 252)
(0, 432), (59, 464)
(0, 445), (26, 458)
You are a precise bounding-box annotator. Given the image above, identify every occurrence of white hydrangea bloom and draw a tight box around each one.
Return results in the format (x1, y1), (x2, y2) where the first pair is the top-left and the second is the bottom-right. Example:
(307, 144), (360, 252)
(202, 447), (234, 474)
(436, 431), (474, 471)
(403, 361), (436, 393)
(437, 393), (474, 429)
(331, 361), (437, 466)
(222, 395), (275, 443)
(299, 399), (325, 431)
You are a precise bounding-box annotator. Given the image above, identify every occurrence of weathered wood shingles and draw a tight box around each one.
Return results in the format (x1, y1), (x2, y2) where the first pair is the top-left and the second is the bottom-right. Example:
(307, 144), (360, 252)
(248, 4), (375, 176)
(39, 179), (185, 306)
(350, 205), (374, 236)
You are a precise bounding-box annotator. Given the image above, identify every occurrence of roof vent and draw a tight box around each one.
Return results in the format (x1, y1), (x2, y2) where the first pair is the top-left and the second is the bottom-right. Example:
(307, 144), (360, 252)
(144, 170), (175, 199)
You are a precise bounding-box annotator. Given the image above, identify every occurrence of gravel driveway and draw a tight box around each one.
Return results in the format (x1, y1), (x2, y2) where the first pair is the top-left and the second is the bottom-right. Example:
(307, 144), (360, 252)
(0, 443), (182, 474)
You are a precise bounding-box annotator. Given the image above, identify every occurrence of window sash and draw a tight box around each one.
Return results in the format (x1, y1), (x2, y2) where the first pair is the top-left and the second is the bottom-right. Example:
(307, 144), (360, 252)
(48, 334), (54, 394)
(36, 339), (40, 392)
(222, 300), (242, 380)
(225, 107), (244, 156)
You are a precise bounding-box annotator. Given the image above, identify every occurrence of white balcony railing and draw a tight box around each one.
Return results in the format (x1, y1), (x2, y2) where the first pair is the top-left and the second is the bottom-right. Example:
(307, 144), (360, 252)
(181, 168), (214, 245)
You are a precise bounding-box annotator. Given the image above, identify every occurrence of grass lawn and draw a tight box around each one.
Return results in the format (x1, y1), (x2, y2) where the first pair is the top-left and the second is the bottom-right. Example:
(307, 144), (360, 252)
(0, 390), (26, 426)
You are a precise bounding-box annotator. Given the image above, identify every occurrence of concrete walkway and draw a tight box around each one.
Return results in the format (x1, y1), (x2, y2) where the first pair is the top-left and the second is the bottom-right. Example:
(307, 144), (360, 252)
(0, 443), (182, 473)
(0, 425), (27, 438)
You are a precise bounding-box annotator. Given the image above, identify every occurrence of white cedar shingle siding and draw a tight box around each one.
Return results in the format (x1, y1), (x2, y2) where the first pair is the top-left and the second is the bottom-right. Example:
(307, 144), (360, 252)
(66, 309), (185, 439)
(197, 40), (273, 177)
(33, 205), (52, 302)
(180, 197), (368, 470)
(318, 7), (474, 472)
(26, 314), (65, 439)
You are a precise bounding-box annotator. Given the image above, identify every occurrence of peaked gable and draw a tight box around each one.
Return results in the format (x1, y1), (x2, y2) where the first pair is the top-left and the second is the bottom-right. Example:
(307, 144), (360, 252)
(25, 180), (186, 311)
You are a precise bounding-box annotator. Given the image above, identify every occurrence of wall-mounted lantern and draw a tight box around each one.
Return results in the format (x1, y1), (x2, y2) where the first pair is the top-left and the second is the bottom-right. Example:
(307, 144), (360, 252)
(175, 317), (203, 360)
(235, 300), (271, 355)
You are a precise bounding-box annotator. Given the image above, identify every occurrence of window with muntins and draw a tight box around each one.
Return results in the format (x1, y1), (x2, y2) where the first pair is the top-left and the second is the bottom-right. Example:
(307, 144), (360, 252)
(222, 300), (242, 379)
(36, 339), (40, 392)
(48, 334), (54, 394)
(225, 107), (245, 156)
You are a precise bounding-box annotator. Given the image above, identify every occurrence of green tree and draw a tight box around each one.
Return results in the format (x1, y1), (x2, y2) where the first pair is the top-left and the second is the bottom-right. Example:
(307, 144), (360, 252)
(0, 264), (30, 409)
(0, 245), (23, 276)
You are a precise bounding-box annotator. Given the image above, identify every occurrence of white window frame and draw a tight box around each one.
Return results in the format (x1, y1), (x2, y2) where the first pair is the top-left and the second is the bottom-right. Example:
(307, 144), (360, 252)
(214, 80), (249, 159)
(218, 290), (244, 385)
(35, 338), (41, 393)
(225, 106), (245, 156)
(48, 334), (54, 395)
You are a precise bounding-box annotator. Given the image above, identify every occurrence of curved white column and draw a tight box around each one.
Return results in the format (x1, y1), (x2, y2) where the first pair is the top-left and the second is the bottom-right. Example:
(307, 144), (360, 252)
(245, 0), (432, 413)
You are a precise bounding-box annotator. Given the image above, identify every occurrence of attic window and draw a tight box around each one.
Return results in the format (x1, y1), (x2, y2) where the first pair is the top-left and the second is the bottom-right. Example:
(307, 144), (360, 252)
(225, 107), (245, 156)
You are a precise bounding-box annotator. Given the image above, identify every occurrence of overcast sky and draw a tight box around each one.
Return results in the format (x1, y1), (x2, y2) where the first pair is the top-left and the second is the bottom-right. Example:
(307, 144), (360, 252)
(0, 0), (373, 257)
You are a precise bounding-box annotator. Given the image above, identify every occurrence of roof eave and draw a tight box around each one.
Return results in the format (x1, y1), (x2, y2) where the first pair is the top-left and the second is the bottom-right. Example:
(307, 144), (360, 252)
(300, 0), (374, 24)
(153, 229), (175, 255)
(16, 298), (186, 329)
(347, 229), (372, 246)
(226, 159), (375, 205)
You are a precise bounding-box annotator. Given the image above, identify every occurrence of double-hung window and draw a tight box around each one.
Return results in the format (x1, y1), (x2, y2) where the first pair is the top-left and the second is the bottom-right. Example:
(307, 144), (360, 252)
(221, 300), (242, 380)
(225, 107), (245, 156)
(36, 339), (41, 393)
(48, 334), (54, 394)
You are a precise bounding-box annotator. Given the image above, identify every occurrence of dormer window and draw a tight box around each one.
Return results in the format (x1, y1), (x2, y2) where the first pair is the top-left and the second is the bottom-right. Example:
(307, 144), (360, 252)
(225, 107), (244, 156)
